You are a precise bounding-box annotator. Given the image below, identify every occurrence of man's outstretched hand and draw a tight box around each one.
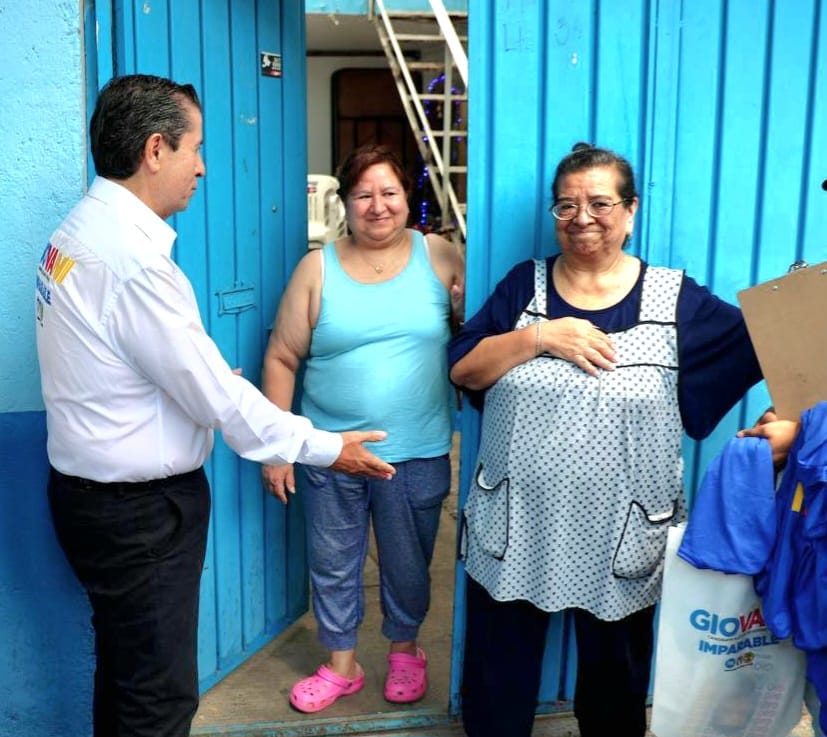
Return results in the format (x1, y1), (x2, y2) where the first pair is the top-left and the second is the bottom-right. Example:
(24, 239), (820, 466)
(331, 431), (396, 479)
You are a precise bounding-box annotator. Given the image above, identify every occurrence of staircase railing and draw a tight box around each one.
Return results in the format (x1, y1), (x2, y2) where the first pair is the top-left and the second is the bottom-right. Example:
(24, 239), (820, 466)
(369, 0), (468, 240)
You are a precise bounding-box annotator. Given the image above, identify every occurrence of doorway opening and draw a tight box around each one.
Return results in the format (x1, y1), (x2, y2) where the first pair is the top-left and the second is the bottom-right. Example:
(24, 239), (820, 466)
(192, 435), (461, 731)
(194, 9), (466, 733)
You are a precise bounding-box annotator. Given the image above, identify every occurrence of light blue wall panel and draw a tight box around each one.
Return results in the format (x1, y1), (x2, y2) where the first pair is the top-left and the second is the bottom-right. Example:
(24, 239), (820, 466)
(233, 0), (268, 652)
(489, 1), (546, 275)
(0, 2), (85, 414)
(801, 2), (827, 267)
(0, 414), (94, 737)
(276, 0), (315, 631)
(204, 0), (248, 675)
(112, 0), (310, 693)
(592, 1), (647, 162)
(0, 1), (89, 736)
(754, 0), (818, 282)
(460, 0), (827, 712)
(692, 0), (772, 471)
(668, 0), (723, 282)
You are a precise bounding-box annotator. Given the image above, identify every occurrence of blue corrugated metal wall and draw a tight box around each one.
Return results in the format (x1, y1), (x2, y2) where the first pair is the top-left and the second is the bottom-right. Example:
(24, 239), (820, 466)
(456, 0), (827, 712)
(108, 0), (311, 691)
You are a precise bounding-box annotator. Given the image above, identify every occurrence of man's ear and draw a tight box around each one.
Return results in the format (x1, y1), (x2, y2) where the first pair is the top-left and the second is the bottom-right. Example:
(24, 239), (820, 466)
(144, 133), (164, 173)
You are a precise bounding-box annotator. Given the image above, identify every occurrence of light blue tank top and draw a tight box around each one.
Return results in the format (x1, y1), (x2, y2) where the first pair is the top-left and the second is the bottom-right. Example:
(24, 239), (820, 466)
(301, 230), (452, 462)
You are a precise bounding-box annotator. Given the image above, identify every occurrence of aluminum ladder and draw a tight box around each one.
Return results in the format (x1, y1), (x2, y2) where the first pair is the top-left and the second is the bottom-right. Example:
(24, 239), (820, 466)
(369, 0), (468, 243)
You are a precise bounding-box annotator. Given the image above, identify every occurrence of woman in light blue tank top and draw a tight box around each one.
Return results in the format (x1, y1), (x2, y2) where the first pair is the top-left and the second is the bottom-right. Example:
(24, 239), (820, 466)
(261, 145), (464, 714)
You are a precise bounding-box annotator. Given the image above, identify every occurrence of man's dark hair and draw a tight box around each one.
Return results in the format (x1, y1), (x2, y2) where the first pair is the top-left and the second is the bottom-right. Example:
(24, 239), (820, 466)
(551, 142), (639, 203)
(90, 74), (201, 180)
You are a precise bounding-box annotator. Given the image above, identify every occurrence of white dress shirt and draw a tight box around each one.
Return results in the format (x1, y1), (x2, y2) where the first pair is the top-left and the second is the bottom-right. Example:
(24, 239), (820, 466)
(35, 177), (342, 482)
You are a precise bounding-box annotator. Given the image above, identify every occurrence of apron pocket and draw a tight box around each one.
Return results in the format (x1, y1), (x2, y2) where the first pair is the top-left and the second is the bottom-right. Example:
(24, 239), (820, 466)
(612, 499), (677, 579)
(464, 463), (510, 560)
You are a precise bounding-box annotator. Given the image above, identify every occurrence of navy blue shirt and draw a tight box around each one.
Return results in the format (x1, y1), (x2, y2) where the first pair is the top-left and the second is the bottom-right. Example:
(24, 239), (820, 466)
(448, 256), (762, 440)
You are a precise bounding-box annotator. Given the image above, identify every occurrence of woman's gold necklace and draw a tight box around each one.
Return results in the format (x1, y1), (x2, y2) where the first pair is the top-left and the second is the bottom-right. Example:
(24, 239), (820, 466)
(357, 242), (406, 274)
(360, 253), (386, 273)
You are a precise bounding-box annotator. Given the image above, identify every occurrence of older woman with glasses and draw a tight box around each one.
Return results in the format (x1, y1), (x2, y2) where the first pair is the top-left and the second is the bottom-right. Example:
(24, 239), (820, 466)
(450, 143), (762, 737)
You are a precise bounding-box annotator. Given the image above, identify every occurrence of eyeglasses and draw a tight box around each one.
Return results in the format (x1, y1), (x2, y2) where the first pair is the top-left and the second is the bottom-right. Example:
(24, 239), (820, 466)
(550, 199), (631, 221)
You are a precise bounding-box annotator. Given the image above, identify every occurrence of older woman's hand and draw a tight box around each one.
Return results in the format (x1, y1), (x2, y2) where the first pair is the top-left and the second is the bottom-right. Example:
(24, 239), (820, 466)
(537, 317), (618, 377)
(261, 463), (295, 504)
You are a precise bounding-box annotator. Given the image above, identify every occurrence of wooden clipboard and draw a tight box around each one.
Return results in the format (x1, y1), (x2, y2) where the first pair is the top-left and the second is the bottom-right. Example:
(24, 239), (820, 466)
(737, 261), (827, 420)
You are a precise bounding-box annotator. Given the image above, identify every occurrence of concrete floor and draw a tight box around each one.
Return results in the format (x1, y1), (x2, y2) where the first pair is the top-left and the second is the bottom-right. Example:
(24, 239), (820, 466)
(191, 434), (817, 737)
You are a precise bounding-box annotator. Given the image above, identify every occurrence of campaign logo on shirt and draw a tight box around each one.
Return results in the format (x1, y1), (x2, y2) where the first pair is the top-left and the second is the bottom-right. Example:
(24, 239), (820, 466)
(36, 241), (75, 326)
(39, 242), (76, 286)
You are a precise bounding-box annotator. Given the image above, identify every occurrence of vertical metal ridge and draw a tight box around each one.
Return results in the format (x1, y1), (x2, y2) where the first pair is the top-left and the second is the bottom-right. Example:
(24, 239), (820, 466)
(588, 0), (598, 144)
(706, 0), (728, 292)
(750, 0), (775, 291)
(797, 0), (824, 259)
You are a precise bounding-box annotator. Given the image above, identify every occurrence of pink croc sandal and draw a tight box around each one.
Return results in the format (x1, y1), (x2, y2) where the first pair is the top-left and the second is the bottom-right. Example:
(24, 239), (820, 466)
(289, 664), (364, 713)
(384, 648), (427, 703)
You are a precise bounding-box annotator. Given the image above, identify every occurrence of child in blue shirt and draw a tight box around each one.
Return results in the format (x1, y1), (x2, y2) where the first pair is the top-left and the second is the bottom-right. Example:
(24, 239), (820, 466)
(739, 409), (822, 737)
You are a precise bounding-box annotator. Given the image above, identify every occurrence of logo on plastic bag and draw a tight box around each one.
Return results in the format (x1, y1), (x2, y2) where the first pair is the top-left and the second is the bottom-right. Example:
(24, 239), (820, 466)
(689, 606), (780, 661)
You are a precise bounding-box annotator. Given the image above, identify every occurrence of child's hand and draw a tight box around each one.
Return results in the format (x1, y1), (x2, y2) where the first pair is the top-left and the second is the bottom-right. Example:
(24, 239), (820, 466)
(737, 415), (800, 469)
(755, 408), (778, 425)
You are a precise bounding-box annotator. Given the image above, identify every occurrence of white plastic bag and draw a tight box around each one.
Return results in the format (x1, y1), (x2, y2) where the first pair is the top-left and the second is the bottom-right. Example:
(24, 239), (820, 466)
(650, 523), (806, 737)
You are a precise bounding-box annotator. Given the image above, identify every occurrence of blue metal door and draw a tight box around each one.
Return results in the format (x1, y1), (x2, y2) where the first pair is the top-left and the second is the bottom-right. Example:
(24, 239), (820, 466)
(97, 0), (311, 691)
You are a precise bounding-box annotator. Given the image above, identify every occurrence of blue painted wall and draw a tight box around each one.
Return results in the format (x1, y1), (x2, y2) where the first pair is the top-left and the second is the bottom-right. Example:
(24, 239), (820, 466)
(0, 2), (93, 737)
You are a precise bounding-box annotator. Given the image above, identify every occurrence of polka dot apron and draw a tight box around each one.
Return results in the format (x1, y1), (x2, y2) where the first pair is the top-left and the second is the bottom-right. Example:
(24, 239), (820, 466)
(462, 259), (688, 620)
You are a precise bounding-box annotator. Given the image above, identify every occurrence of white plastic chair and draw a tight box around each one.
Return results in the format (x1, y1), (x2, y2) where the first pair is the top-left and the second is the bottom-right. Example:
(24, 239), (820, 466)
(307, 174), (346, 249)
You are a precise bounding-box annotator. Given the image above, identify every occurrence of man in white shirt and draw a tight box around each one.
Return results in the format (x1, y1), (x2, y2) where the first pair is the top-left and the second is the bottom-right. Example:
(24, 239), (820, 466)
(35, 74), (395, 737)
